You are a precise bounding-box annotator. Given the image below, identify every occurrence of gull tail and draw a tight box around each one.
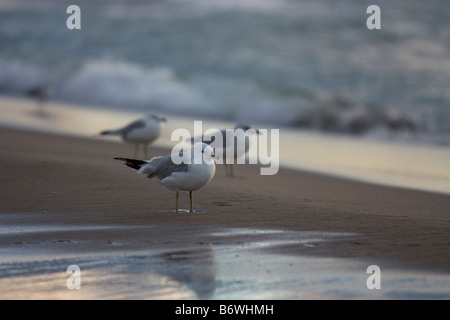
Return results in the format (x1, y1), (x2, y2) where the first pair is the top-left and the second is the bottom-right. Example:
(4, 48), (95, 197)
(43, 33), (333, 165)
(101, 129), (122, 135)
(114, 158), (148, 170)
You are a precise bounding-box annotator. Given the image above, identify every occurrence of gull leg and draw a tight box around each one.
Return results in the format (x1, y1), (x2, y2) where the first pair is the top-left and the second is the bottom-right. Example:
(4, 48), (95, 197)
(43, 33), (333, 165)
(134, 144), (139, 158)
(230, 164), (234, 177)
(144, 144), (149, 160)
(176, 191), (179, 213)
(189, 191), (193, 212)
(38, 100), (44, 114)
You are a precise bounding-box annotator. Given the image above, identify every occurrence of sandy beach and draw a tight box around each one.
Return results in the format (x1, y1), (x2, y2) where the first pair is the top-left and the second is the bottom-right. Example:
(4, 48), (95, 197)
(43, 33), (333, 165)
(1, 125), (449, 299)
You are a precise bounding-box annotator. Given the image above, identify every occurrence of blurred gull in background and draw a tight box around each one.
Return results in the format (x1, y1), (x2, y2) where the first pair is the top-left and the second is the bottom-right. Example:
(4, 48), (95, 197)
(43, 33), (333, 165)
(25, 86), (54, 115)
(192, 124), (260, 177)
(100, 113), (166, 159)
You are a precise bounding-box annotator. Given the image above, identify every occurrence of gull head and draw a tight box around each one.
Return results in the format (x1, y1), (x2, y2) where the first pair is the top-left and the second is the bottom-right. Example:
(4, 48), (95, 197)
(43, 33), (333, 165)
(199, 142), (215, 158)
(147, 113), (167, 122)
(192, 142), (215, 164)
(235, 123), (260, 135)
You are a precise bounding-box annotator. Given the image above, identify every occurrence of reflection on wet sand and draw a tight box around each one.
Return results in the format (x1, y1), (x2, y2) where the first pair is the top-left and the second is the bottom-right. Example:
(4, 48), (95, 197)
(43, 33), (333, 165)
(156, 249), (216, 299)
(1, 223), (450, 300)
(0, 248), (217, 300)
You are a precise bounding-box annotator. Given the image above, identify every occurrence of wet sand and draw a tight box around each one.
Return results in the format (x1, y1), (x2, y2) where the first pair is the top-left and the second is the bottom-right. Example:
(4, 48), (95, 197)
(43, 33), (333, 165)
(1, 127), (450, 299)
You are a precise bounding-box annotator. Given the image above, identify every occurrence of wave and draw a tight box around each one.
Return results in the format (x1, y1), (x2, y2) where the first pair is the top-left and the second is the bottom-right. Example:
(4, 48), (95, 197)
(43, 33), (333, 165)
(292, 98), (450, 145)
(2, 0), (450, 146)
(293, 97), (419, 134)
(0, 59), (54, 93)
(58, 60), (210, 115)
(0, 56), (448, 145)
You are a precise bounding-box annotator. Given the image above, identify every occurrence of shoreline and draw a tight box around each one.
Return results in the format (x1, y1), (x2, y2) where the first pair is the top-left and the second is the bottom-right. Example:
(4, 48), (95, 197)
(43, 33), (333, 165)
(1, 96), (450, 195)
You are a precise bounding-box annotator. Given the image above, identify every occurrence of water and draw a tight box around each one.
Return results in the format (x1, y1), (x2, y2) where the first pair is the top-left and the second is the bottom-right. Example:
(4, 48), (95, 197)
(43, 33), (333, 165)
(1, 0), (450, 144)
(1, 219), (449, 300)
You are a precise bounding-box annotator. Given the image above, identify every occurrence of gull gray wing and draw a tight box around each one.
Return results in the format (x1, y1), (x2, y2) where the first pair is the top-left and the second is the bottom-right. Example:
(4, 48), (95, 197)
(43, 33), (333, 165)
(100, 119), (146, 136)
(120, 119), (146, 138)
(139, 155), (189, 180)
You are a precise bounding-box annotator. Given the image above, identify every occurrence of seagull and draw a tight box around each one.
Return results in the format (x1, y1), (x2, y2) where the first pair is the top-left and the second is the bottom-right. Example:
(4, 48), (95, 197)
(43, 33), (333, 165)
(26, 86), (53, 114)
(191, 124), (260, 177)
(115, 142), (216, 213)
(100, 113), (166, 159)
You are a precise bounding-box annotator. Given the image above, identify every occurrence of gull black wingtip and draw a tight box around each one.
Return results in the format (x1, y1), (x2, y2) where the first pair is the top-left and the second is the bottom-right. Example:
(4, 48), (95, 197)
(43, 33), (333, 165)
(114, 157), (148, 170)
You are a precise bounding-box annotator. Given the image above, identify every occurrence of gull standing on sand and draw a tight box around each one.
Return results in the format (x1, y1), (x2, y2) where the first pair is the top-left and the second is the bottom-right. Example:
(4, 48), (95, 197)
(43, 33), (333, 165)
(115, 142), (216, 213)
(100, 113), (166, 159)
(192, 124), (260, 177)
